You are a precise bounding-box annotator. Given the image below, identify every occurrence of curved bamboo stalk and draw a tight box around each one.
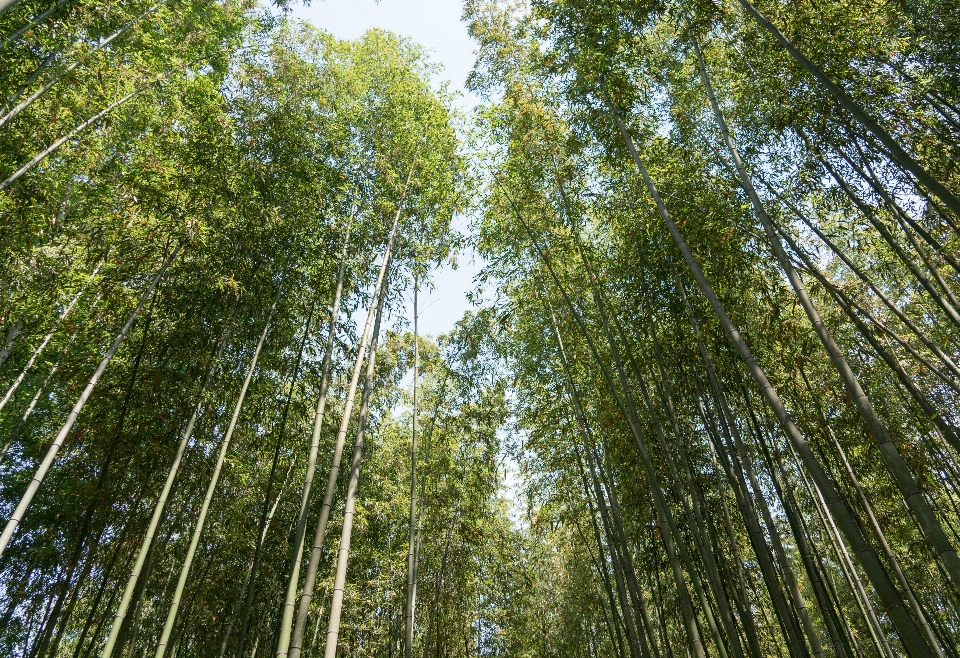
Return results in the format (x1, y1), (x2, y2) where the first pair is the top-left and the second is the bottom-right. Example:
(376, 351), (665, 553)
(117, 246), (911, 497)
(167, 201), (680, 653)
(284, 158), (417, 658)
(153, 291), (279, 658)
(0, 244), (180, 558)
(604, 99), (930, 655)
(733, 0), (960, 217)
(99, 312), (235, 658)
(0, 5), (158, 130)
(321, 271), (389, 658)
(404, 279), (419, 658)
(0, 261), (102, 414)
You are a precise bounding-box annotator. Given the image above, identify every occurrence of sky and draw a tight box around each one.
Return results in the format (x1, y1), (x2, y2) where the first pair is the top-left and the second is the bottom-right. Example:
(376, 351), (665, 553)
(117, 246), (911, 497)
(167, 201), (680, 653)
(290, 0), (485, 339)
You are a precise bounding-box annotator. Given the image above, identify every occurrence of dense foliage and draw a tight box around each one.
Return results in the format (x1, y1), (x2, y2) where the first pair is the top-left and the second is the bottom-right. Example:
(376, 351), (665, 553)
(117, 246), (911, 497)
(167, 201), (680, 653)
(2, 0), (960, 656)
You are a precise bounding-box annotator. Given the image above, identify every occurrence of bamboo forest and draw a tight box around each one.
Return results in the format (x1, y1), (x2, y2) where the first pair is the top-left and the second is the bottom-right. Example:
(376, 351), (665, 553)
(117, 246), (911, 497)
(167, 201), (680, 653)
(3, 0), (960, 655)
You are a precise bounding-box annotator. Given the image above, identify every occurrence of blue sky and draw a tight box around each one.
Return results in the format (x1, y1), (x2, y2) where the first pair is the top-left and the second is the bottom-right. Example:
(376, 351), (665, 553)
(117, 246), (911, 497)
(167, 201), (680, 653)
(290, 0), (485, 339)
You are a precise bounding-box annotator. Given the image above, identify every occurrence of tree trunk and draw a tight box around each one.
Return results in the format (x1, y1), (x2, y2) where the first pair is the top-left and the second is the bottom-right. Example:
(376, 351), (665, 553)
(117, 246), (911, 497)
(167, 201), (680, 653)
(410, 372), (448, 641)
(270, 229), (350, 657)
(220, 452), (298, 658)
(763, 179), (960, 382)
(321, 270), (389, 658)
(0, 261), (100, 414)
(575, 510), (628, 658)
(693, 33), (960, 603)
(282, 211), (402, 658)
(422, 513), (456, 658)
(100, 313), (234, 658)
(0, 244), (180, 557)
(236, 304), (315, 658)
(647, 326), (764, 658)
(2, 0), (70, 48)
(744, 395), (855, 658)
(504, 195), (709, 657)
(814, 151), (960, 329)
(405, 280), (419, 658)
(797, 368), (947, 656)
(732, 0), (960, 217)
(599, 452), (663, 658)
(1, 325), (79, 464)
(153, 291), (279, 658)
(0, 77), (159, 192)
(789, 439), (896, 658)
(0, 319), (22, 369)
(71, 521), (133, 658)
(606, 100), (930, 655)
(781, 230), (960, 452)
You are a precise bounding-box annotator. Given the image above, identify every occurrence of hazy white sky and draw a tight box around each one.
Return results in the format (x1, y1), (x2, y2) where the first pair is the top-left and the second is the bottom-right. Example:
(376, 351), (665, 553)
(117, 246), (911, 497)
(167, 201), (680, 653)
(292, 0), (479, 107)
(289, 0), (485, 338)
